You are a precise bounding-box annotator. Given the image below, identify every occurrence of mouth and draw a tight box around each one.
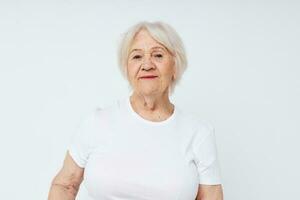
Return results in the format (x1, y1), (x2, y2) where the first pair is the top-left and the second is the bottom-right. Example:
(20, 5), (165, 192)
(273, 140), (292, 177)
(140, 75), (158, 79)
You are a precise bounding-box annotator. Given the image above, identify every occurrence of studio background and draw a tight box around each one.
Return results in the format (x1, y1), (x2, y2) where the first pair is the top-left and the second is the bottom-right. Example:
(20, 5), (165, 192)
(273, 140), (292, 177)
(0, 0), (299, 199)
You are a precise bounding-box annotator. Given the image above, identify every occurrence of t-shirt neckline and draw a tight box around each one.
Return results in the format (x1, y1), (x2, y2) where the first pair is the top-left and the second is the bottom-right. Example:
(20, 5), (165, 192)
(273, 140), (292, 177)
(125, 94), (177, 126)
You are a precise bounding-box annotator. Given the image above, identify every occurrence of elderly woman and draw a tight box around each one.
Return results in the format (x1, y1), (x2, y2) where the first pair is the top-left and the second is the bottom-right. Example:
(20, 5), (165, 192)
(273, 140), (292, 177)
(48, 21), (223, 200)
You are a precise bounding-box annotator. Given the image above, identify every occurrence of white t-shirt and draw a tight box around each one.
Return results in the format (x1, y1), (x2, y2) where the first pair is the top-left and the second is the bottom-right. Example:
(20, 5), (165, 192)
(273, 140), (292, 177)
(68, 94), (222, 200)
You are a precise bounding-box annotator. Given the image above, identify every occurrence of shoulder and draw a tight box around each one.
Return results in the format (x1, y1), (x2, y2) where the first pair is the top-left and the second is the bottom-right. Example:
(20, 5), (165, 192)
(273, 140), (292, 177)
(73, 101), (120, 139)
(177, 108), (215, 140)
(84, 99), (121, 126)
(177, 107), (214, 131)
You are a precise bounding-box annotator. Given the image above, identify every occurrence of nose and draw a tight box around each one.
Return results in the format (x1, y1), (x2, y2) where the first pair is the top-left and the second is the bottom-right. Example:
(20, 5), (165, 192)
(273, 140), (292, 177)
(141, 55), (155, 71)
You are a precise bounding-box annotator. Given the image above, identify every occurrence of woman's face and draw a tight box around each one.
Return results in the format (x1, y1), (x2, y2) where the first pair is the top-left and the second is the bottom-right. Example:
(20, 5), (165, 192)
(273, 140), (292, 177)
(127, 29), (175, 96)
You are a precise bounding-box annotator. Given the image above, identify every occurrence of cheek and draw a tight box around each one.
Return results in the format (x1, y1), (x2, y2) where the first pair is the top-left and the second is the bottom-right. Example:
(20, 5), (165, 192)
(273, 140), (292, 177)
(127, 62), (140, 79)
(159, 61), (175, 77)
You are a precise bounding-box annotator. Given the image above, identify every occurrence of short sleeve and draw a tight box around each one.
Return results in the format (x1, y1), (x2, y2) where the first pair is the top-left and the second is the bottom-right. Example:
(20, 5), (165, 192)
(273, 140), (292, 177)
(67, 111), (97, 168)
(192, 121), (222, 185)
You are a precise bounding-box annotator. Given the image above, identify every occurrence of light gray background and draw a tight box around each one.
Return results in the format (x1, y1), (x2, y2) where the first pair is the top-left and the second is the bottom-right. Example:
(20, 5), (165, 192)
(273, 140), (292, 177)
(0, 0), (299, 199)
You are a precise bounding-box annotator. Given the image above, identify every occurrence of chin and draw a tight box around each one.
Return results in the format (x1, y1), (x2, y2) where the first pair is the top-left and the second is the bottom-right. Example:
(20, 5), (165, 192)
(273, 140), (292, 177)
(139, 88), (160, 95)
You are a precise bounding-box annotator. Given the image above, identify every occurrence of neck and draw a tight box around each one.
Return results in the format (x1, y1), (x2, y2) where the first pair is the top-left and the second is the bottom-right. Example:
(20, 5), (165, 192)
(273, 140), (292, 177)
(129, 90), (174, 120)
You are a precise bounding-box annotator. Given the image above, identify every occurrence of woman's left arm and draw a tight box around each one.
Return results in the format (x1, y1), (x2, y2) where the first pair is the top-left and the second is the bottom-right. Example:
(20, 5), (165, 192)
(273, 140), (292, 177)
(196, 184), (224, 200)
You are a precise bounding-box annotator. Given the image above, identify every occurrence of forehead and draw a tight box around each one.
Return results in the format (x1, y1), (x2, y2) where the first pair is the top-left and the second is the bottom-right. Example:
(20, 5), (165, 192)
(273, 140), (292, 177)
(130, 29), (166, 51)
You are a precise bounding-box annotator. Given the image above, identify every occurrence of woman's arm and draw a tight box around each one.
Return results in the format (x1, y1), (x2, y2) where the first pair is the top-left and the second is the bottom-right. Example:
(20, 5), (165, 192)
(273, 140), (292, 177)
(196, 184), (224, 200)
(48, 151), (84, 200)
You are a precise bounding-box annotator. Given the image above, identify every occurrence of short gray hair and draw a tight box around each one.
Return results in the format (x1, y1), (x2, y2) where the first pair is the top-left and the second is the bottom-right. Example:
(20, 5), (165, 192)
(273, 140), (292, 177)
(117, 21), (188, 95)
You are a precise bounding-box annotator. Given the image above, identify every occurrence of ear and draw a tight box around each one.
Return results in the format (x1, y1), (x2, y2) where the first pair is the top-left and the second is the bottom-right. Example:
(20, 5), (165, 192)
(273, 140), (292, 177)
(172, 64), (177, 81)
(172, 74), (175, 80)
(172, 57), (177, 81)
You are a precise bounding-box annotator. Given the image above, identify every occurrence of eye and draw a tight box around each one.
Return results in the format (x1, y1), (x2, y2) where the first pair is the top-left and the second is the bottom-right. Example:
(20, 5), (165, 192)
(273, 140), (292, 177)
(154, 54), (163, 58)
(132, 55), (142, 59)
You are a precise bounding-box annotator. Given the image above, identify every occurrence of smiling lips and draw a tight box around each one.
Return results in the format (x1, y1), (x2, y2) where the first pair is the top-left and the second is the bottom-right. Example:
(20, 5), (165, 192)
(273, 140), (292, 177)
(140, 75), (158, 79)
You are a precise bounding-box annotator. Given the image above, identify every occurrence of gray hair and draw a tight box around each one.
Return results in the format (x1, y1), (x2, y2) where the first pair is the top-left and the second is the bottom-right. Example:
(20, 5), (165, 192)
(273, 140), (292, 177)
(117, 21), (188, 95)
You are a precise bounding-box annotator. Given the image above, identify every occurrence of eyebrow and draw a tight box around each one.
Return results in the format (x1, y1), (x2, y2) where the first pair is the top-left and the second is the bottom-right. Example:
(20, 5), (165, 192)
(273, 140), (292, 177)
(129, 46), (167, 54)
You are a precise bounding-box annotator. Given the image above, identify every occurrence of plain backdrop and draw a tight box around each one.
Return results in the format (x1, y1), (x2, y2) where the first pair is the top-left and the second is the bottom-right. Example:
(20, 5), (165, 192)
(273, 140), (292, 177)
(0, 0), (299, 199)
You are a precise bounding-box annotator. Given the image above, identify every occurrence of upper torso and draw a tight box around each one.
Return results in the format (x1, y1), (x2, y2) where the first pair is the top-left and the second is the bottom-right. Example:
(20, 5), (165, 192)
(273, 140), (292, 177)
(71, 95), (216, 200)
